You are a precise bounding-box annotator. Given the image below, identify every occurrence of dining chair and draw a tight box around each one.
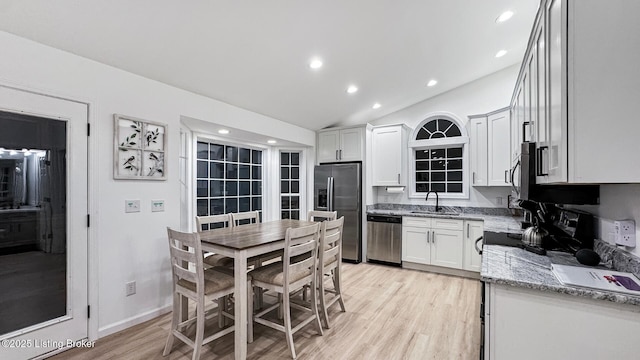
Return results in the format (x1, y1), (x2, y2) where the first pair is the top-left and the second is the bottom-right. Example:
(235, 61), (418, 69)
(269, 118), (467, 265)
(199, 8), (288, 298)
(230, 210), (260, 226)
(307, 210), (337, 222)
(247, 222), (324, 359)
(317, 216), (346, 328)
(196, 214), (235, 268)
(163, 228), (235, 360)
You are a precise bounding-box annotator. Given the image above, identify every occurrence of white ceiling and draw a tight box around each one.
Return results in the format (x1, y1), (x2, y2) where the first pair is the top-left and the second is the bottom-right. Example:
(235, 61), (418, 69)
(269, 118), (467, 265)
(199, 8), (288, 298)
(0, 0), (539, 131)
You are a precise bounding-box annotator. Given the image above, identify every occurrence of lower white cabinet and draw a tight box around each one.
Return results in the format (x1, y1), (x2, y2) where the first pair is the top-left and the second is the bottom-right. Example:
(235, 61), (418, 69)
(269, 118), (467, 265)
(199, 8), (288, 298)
(402, 216), (484, 273)
(402, 217), (463, 269)
(463, 220), (483, 272)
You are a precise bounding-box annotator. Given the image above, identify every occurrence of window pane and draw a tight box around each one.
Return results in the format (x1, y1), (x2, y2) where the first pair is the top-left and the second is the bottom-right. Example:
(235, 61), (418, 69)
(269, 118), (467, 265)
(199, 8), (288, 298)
(431, 149), (445, 159)
(291, 211), (299, 220)
(424, 120), (437, 133)
(225, 146), (238, 162)
(281, 152), (290, 165)
(416, 161), (430, 171)
(211, 198), (224, 215)
(226, 181), (237, 196)
(416, 128), (430, 140)
(448, 159), (462, 170)
(211, 180), (224, 196)
(447, 147), (463, 158)
(432, 172), (445, 181)
(252, 150), (262, 164)
(197, 199), (208, 216)
(445, 125), (461, 137)
(416, 172), (429, 182)
(211, 162), (224, 179)
(281, 181), (290, 193)
(281, 167), (289, 180)
(281, 211), (290, 219)
(281, 196), (290, 210)
(252, 197), (262, 211)
(291, 181), (299, 193)
(252, 181), (262, 195)
(197, 160), (208, 178)
(226, 163), (238, 179)
(432, 183), (446, 192)
(431, 160), (445, 170)
(197, 142), (209, 159)
(416, 183), (429, 192)
(447, 183), (463, 193)
(225, 198), (238, 213)
(291, 153), (300, 165)
(252, 166), (262, 179)
(197, 180), (208, 197)
(291, 196), (299, 209)
(448, 171), (463, 181)
(239, 197), (250, 212)
(239, 181), (250, 196)
(291, 167), (299, 179)
(416, 150), (430, 160)
(239, 148), (251, 163)
(437, 119), (453, 132)
(239, 165), (250, 179)
(210, 144), (224, 160)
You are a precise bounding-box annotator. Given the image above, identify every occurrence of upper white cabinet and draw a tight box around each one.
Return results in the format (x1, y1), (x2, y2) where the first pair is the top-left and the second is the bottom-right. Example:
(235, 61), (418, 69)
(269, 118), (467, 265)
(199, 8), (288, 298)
(468, 108), (511, 187)
(371, 124), (409, 186)
(317, 126), (365, 163)
(512, 0), (640, 183)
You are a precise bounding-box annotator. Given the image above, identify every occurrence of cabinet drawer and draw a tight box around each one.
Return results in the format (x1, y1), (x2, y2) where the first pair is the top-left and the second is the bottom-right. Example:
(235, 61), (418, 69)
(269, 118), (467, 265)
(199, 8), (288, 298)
(431, 218), (463, 231)
(403, 216), (430, 228)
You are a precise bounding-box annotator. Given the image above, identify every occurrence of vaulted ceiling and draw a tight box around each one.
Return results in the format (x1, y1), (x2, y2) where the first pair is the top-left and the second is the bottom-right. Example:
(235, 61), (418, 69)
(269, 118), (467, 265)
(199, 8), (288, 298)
(0, 0), (539, 130)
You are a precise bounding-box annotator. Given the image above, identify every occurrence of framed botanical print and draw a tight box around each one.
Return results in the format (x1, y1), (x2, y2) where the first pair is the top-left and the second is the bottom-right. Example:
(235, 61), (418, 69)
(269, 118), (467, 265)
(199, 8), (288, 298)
(114, 114), (167, 180)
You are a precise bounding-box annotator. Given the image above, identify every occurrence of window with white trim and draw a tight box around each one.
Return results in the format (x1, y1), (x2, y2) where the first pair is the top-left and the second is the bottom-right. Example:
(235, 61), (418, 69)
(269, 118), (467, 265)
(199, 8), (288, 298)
(280, 151), (301, 220)
(409, 115), (469, 198)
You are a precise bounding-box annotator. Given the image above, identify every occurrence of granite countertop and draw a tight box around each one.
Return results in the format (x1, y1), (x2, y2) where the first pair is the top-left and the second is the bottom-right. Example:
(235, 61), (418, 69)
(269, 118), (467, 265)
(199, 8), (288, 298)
(367, 207), (522, 234)
(481, 244), (640, 306)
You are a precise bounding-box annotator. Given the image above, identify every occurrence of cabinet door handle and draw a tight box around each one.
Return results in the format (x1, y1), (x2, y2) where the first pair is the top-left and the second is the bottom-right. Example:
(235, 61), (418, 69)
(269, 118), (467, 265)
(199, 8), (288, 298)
(537, 146), (549, 176)
(472, 172), (476, 184)
(522, 121), (531, 142)
(339, 149), (343, 160)
(467, 223), (470, 238)
(504, 170), (509, 183)
(432, 231), (435, 244)
(397, 174), (400, 184)
(426, 231), (430, 243)
(335, 150), (339, 160)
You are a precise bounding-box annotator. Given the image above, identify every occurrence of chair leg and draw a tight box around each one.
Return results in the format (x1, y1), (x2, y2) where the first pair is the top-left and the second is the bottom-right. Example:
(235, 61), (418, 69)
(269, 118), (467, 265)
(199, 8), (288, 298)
(248, 280), (254, 344)
(192, 299), (205, 360)
(318, 272), (330, 329)
(335, 267), (346, 312)
(277, 293), (284, 319)
(310, 277), (324, 336)
(218, 296), (225, 328)
(163, 292), (180, 356)
(282, 292), (297, 359)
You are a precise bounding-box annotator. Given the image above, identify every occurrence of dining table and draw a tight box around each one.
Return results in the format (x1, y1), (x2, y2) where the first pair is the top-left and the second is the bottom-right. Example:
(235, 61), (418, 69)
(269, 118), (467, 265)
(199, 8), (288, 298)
(199, 218), (315, 360)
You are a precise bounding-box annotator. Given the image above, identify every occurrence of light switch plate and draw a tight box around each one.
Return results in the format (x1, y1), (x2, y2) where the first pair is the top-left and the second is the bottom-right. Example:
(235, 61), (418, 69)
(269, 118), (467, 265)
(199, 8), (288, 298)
(151, 199), (165, 212)
(125, 199), (141, 213)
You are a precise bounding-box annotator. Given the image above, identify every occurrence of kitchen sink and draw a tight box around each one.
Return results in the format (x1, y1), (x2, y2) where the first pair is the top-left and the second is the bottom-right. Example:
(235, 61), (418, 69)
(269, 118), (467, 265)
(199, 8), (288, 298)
(410, 211), (460, 216)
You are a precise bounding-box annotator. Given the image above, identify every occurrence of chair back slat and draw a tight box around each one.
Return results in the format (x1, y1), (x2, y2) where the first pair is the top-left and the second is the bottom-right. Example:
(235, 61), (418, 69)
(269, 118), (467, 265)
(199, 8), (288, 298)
(196, 214), (231, 232)
(167, 227), (205, 292)
(231, 211), (260, 226)
(307, 210), (337, 222)
(319, 217), (344, 268)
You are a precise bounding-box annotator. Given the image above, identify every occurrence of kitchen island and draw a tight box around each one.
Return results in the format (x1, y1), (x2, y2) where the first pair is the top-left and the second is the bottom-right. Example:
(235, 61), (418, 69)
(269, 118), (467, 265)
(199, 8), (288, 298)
(481, 244), (640, 359)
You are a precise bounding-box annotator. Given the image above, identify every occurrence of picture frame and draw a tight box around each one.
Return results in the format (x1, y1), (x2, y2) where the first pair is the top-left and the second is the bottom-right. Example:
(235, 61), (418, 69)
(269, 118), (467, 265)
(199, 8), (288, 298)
(113, 114), (167, 180)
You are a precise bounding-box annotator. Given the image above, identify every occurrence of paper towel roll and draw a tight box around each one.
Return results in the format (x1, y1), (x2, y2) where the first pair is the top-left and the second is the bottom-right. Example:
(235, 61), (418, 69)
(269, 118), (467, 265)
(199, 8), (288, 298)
(385, 186), (405, 193)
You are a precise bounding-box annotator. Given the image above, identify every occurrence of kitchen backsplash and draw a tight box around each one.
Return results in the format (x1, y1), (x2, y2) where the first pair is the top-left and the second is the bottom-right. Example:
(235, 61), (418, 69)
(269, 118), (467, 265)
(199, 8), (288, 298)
(368, 203), (514, 217)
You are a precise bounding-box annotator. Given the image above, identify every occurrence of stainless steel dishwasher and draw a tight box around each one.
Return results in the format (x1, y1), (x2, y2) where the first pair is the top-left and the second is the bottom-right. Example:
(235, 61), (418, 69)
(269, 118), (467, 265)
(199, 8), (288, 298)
(366, 214), (402, 265)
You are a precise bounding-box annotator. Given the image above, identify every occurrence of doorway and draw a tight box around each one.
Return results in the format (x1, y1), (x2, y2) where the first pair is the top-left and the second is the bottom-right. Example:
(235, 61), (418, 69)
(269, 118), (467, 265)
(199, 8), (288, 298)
(0, 85), (88, 359)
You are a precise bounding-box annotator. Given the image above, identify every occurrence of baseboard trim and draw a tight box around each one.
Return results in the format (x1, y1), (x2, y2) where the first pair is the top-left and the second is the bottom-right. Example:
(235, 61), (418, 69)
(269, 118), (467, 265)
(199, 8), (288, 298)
(98, 304), (172, 338)
(402, 262), (480, 279)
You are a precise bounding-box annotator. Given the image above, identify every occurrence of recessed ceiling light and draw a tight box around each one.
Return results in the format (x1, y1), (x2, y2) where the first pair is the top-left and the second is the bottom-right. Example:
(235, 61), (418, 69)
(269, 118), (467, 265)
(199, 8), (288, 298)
(496, 10), (514, 23)
(372, 103), (381, 109)
(427, 79), (438, 87)
(346, 85), (359, 94)
(309, 58), (323, 69)
(218, 129), (229, 135)
(495, 50), (508, 58)
(267, 140), (277, 144)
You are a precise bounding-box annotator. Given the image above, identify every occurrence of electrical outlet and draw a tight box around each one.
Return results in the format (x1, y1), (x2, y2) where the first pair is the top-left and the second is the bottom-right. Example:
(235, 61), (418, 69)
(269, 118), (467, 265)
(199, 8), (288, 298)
(151, 199), (165, 212)
(614, 220), (636, 247)
(126, 281), (136, 296)
(125, 200), (140, 213)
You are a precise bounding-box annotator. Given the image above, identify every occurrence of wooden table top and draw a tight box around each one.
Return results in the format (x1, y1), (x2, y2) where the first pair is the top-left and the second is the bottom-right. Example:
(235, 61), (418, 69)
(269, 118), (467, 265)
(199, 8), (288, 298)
(199, 219), (316, 250)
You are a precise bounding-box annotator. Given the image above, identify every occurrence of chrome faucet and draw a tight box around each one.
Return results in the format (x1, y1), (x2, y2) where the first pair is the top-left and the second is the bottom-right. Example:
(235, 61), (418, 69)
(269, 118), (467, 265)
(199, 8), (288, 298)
(425, 191), (440, 212)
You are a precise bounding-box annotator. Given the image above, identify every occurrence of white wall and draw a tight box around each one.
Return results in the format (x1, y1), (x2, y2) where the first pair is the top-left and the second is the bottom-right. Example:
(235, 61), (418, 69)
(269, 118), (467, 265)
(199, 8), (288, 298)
(369, 64), (520, 208)
(0, 31), (316, 338)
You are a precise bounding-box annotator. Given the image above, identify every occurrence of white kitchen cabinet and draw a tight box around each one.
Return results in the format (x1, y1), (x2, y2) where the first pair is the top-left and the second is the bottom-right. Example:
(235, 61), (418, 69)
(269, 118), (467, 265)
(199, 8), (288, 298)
(468, 108), (510, 187)
(371, 124), (409, 186)
(402, 217), (463, 269)
(463, 220), (483, 272)
(317, 126), (365, 163)
(487, 284), (640, 360)
(512, 0), (640, 184)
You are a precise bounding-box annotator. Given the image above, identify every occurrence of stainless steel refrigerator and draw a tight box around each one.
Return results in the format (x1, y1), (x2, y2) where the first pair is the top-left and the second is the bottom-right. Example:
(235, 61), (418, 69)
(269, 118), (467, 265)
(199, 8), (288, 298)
(314, 162), (362, 263)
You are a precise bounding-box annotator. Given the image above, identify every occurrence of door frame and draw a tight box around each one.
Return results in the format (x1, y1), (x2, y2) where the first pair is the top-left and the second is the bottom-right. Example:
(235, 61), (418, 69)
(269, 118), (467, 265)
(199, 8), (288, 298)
(0, 82), (98, 355)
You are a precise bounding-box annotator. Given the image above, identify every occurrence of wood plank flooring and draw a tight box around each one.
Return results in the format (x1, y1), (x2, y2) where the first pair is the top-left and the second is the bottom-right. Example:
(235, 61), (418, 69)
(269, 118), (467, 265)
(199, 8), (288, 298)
(51, 263), (481, 360)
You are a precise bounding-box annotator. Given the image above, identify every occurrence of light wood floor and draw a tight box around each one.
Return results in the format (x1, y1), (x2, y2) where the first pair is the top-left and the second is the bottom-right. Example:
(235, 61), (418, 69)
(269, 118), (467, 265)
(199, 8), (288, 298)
(51, 263), (481, 360)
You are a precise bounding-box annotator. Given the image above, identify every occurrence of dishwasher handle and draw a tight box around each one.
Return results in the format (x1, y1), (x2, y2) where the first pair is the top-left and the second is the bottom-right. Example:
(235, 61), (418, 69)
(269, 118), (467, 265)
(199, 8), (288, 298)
(475, 236), (484, 255)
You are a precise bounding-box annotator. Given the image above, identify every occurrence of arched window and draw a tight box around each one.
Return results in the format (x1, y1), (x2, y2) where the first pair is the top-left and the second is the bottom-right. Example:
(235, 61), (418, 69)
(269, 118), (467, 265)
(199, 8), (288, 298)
(409, 113), (469, 198)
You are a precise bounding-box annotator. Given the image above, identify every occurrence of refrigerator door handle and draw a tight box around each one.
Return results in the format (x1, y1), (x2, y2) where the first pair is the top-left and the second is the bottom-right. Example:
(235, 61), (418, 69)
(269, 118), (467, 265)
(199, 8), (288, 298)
(327, 176), (334, 211)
